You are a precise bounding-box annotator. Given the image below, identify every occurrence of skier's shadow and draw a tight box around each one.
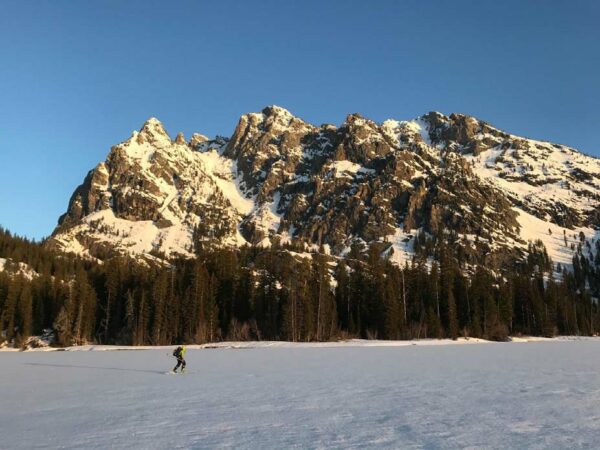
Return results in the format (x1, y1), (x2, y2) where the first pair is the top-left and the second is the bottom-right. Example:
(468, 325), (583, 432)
(24, 362), (165, 375)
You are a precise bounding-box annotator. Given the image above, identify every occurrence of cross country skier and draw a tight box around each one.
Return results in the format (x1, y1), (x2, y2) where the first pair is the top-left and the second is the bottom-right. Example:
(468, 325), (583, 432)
(172, 345), (186, 373)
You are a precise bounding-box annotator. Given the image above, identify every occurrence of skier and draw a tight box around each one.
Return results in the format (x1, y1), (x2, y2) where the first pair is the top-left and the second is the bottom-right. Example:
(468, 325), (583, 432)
(172, 345), (186, 373)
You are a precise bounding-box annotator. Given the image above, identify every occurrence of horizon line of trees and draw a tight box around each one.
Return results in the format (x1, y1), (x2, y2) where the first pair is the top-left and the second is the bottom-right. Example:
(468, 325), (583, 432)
(0, 226), (599, 348)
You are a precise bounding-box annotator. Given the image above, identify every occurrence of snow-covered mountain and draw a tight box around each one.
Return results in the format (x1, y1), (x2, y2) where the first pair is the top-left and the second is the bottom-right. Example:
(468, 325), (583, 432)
(48, 106), (600, 271)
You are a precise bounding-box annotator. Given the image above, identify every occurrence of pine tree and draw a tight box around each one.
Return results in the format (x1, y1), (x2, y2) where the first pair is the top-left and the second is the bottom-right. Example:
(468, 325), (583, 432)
(124, 290), (136, 344)
(206, 273), (220, 342)
(16, 282), (33, 345)
(1, 277), (22, 342)
(498, 279), (514, 334)
(439, 245), (458, 339)
(334, 263), (351, 332)
(151, 270), (169, 345)
(383, 268), (401, 339)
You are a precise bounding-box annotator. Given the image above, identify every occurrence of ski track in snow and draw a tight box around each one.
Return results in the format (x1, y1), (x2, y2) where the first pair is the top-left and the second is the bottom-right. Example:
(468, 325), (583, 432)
(2, 340), (600, 449)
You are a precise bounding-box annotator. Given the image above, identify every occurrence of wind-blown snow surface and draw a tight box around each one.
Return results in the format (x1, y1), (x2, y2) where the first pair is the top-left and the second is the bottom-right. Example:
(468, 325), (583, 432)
(2, 341), (600, 449)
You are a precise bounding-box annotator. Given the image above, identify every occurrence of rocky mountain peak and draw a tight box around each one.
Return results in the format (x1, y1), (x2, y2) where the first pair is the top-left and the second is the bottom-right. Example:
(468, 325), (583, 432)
(421, 111), (512, 156)
(225, 106), (313, 158)
(136, 117), (171, 146)
(343, 112), (365, 123)
(49, 107), (600, 278)
(189, 133), (209, 148)
(261, 104), (294, 119)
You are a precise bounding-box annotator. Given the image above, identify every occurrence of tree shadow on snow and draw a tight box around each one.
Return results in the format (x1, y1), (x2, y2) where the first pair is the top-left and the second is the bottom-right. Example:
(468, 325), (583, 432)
(24, 362), (166, 375)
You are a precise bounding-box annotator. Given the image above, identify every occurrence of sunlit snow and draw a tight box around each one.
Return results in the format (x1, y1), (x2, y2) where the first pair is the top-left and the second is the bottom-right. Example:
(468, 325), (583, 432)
(2, 340), (600, 449)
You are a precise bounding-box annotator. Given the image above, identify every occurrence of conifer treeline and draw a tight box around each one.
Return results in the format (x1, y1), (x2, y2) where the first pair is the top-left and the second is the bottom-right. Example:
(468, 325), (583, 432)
(0, 227), (598, 347)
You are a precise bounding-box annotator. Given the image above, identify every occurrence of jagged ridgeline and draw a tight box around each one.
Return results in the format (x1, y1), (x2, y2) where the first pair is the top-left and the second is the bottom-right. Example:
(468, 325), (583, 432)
(1, 106), (600, 346)
(48, 106), (600, 273)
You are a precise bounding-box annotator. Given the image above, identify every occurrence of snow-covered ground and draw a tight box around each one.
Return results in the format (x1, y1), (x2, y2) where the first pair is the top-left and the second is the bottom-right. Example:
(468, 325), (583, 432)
(2, 340), (600, 449)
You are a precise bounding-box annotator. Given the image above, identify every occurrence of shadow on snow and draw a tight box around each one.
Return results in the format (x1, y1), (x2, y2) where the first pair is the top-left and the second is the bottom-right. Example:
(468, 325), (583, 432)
(24, 362), (166, 375)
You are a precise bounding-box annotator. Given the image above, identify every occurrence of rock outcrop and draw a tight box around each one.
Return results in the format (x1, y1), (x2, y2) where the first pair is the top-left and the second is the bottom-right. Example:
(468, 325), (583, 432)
(48, 107), (600, 272)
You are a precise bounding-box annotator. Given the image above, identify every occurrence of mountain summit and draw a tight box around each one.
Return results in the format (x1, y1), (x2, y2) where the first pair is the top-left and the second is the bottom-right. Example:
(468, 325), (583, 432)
(48, 107), (600, 273)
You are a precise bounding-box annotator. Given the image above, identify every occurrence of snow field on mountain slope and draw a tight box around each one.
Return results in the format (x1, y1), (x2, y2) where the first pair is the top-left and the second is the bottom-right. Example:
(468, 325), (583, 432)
(467, 143), (600, 216)
(196, 149), (254, 216)
(57, 209), (194, 258)
(2, 341), (600, 449)
(515, 208), (599, 268)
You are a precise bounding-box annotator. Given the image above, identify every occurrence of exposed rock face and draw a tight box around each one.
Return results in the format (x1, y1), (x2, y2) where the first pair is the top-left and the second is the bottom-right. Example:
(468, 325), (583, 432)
(51, 118), (243, 259)
(48, 107), (600, 272)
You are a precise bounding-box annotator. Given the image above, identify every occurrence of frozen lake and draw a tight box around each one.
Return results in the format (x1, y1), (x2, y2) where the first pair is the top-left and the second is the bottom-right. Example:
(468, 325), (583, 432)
(1, 340), (600, 449)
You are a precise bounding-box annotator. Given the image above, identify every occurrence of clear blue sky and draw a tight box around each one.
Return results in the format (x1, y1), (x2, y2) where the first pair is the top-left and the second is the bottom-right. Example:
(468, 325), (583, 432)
(1, 0), (598, 240)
